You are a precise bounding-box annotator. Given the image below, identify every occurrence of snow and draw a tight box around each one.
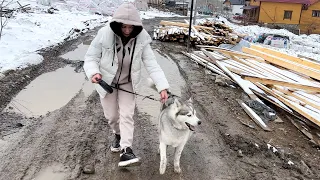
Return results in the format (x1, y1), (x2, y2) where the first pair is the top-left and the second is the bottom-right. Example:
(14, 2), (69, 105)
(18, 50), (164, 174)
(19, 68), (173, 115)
(197, 17), (320, 62)
(140, 7), (183, 19)
(0, 0), (110, 73)
(288, 160), (294, 165)
(267, 143), (278, 153)
(0, 0), (180, 73)
(1, 53), (44, 73)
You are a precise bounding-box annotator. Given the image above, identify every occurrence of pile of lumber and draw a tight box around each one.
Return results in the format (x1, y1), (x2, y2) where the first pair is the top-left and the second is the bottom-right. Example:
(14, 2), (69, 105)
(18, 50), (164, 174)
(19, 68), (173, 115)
(153, 20), (241, 46)
(182, 44), (320, 146)
(198, 20), (233, 34)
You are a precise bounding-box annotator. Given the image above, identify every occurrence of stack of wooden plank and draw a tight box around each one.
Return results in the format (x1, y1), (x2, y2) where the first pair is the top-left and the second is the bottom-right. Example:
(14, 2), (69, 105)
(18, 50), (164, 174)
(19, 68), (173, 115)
(198, 20), (233, 34)
(153, 20), (241, 46)
(182, 44), (320, 146)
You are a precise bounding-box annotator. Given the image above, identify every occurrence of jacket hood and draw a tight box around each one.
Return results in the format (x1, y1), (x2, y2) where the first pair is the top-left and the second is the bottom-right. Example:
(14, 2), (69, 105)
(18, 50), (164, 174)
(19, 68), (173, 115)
(110, 2), (143, 38)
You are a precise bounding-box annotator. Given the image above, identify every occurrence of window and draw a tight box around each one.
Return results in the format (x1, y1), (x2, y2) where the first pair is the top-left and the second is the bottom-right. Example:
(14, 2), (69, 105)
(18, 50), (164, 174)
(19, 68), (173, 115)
(284, 11), (292, 20)
(312, 10), (320, 17)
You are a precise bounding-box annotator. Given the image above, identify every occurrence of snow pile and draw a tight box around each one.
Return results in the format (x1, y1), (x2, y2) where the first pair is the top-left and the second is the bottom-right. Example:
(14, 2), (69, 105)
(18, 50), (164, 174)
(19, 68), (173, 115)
(0, 0), (181, 73)
(1, 53), (44, 73)
(0, 0), (110, 73)
(140, 7), (183, 19)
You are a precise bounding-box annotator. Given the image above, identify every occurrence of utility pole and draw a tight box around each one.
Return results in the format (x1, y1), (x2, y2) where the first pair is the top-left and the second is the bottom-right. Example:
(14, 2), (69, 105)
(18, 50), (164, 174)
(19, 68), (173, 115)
(193, 0), (197, 25)
(187, 0), (195, 52)
(183, 0), (185, 15)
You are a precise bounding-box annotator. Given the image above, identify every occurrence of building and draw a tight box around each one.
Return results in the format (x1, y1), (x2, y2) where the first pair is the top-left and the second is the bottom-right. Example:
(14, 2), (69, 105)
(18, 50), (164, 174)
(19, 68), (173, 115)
(223, 0), (246, 14)
(243, 0), (320, 34)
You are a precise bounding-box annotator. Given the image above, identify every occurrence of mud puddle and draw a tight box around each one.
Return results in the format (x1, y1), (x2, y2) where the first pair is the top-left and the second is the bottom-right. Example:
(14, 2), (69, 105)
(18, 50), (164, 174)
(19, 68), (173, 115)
(60, 43), (89, 61)
(136, 50), (185, 124)
(33, 164), (69, 180)
(3, 66), (93, 117)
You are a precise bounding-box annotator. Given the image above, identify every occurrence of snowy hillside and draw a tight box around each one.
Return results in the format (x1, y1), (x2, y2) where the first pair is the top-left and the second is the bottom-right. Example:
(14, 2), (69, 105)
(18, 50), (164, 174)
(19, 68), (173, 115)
(0, 0), (181, 73)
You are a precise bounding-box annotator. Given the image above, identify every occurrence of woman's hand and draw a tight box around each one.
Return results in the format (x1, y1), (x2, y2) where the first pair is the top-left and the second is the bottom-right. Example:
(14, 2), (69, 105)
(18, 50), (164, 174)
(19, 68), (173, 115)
(91, 73), (102, 83)
(160, 90), (168, 104)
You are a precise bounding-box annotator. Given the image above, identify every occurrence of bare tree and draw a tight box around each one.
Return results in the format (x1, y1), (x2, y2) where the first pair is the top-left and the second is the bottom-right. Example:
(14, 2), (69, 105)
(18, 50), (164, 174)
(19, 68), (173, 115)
(0, 0), (13, 40)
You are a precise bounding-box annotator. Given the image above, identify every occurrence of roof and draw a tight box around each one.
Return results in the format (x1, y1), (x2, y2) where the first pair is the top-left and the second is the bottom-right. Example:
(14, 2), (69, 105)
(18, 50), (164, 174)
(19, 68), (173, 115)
(230, 0), (246, 5)
(223, 0), (246, 5)
(259, 0), (319, 5)
(241, 5), (260, 9)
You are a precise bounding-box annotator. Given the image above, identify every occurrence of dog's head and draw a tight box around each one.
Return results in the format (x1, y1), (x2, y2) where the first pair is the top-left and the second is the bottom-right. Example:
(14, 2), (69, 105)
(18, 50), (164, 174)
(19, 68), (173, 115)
(164, 96), (201, 131)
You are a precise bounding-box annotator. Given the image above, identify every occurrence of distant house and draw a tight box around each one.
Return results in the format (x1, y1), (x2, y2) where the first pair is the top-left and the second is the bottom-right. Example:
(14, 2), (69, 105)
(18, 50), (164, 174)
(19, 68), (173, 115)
(244, 0), (320, 34)
(223, 0), (246, 14)
(147, 0), (164, 5)
(135, 0), (149, 11)
(242, 0), (260, 22)
(300, 0), (320, 33)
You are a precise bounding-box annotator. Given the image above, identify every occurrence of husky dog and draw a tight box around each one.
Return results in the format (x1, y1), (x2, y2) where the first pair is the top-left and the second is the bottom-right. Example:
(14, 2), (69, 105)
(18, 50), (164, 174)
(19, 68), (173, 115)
(147, 79), (201, 174)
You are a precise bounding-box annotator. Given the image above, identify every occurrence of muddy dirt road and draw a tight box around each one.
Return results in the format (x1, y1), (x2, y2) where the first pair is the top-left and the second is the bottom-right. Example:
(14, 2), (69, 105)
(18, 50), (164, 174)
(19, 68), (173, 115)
(0, 17), (319, 180)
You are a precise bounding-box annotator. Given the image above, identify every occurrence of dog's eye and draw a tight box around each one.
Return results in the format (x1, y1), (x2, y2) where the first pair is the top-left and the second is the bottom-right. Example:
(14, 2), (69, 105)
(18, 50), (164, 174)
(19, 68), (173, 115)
(187, 114), (192, 117)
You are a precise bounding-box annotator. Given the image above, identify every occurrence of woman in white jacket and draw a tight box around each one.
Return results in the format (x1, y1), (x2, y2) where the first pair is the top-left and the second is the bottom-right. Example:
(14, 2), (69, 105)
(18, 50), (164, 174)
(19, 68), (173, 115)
(83, 2), (169, 167)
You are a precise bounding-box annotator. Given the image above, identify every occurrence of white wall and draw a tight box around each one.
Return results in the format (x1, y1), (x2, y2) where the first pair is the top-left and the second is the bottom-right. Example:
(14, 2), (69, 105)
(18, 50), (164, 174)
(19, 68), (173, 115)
(232, 5), (243, 15)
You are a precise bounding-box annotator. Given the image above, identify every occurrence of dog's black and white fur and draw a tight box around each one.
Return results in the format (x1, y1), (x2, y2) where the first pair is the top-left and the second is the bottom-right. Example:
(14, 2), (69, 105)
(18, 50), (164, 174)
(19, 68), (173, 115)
(148, 79), (201, 174)
(158, 93), (201, 174)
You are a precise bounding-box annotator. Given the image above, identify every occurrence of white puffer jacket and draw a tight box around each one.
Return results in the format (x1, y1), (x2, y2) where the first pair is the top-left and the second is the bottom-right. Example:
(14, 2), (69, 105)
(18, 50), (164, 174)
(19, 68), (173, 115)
(83, 2), (169, 98)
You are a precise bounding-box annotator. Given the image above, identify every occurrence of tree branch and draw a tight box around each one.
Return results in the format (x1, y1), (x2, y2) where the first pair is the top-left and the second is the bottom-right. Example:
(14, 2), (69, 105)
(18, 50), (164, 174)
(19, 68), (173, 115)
(0, 0), (12, 40)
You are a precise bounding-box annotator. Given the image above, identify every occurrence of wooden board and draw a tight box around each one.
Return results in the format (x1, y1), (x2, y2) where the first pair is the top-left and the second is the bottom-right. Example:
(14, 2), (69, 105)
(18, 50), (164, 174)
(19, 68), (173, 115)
(251, 59), (320, 86)
(255, 82), (320, 128)
(298, 54), (318, 62)
(181, 51), (228, 78)
(202, 49), (262, 102)
(223, 60), (262, 76)
(251, 89), (293, 113)
(197, 45), (265, 62)
(272, 88), (306, 106)
(160, 20), (214, 30)
(224, 66), (247, 75)
(242, 74), (320, 93)
(251, 44), (320, 71)
(296, 91), (320, 104)
(274, 86), (320, 110)
(243, 47), (320, 81)
(247, 60), (296, 82)
(227, 57), (268, 77)
(230, 56), (285, 81)
(193, 52), (212, 61)
(237, 99), (271, 131)
(252, 88), (320, 130)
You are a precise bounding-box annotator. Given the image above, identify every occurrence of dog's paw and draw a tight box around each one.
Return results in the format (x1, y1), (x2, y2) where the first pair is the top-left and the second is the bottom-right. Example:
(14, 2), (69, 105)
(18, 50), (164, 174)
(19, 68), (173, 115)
(159, 166), (166, 175)
(174, 166), (181, 174)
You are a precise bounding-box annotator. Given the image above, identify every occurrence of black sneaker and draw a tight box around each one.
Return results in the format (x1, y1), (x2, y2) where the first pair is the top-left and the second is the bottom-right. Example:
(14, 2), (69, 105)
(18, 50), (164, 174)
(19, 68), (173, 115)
(110, 134), (121, 152)
(118, 147), (141, 167)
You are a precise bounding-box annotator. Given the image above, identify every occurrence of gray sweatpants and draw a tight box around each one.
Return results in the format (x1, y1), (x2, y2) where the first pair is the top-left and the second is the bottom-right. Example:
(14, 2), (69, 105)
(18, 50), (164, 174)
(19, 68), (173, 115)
(100, 82), (135, 149)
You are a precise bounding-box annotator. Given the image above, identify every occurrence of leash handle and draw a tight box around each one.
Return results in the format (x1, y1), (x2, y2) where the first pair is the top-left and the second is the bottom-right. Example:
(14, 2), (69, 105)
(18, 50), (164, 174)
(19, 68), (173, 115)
(95, 78), (160, 102)
(96, 78), (113, 94)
